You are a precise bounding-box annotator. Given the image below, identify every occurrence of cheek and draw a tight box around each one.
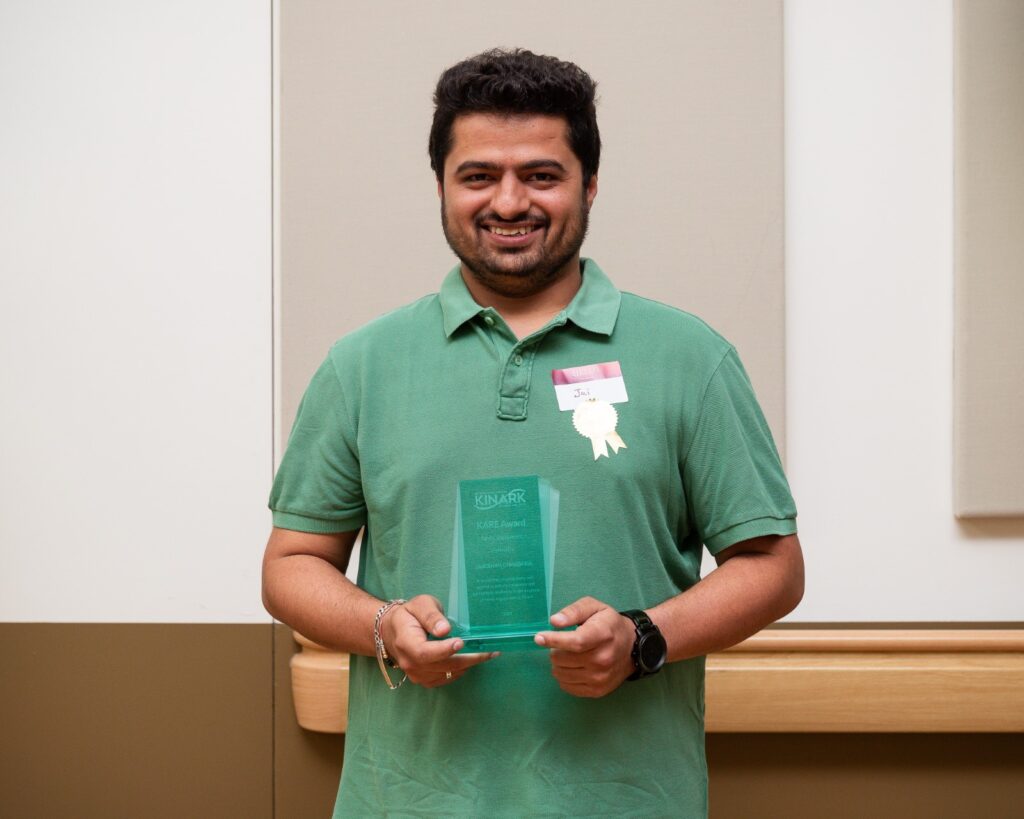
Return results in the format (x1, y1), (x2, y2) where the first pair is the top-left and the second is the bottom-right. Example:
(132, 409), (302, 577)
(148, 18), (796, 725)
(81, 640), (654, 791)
(536, 191), (581, 220)
(446, 195), (488, 228)
(541, 208), (581, 236)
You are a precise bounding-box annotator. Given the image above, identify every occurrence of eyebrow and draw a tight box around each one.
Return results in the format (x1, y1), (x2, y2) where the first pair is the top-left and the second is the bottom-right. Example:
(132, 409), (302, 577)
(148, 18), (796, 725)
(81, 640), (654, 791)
(454, 159), (568, 175)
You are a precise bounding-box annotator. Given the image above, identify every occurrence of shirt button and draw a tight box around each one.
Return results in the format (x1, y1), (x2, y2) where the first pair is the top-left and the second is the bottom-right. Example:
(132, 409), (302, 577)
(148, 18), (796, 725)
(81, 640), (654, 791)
(513, 354), (524, 366)
(483, 315), (495, 326)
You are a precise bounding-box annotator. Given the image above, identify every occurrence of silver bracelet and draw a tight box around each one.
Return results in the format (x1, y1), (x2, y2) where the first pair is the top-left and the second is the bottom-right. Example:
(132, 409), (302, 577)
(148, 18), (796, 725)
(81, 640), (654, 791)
(374, 599), (408, 690)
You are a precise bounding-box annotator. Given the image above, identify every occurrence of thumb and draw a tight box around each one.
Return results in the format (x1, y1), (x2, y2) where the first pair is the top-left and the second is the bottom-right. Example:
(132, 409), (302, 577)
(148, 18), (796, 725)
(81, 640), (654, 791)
(550, 596), (606, 628)
(405, 594), (451, 637)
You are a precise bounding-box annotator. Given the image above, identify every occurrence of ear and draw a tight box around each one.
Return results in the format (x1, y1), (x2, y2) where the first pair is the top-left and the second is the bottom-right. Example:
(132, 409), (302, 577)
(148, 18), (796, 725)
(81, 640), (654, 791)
(585, 174), (598, 209)
(437, 178), (444, 199)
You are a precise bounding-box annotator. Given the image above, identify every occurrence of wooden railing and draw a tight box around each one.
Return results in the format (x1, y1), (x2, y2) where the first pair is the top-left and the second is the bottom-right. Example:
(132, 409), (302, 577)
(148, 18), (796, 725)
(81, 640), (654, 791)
(290, 629), (1024, 734)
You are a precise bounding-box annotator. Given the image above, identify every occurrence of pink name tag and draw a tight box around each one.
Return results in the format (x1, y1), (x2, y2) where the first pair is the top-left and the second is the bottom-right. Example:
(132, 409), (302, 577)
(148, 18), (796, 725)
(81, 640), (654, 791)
(551, 361), (629, 411)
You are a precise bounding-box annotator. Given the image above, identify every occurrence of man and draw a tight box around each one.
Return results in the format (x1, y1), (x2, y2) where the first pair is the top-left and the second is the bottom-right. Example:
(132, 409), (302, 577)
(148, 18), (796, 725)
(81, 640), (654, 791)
(264, 49), (803, 817)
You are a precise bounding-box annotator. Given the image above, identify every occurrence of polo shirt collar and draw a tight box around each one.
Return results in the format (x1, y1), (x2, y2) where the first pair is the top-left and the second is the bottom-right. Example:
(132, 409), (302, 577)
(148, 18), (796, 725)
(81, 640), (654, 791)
(566, 259), (621, 336)
(439, 258), (621, 338)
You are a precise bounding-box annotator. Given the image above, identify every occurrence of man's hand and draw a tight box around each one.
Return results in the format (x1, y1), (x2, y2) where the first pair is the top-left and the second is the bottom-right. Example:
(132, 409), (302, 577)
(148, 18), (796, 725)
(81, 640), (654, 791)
(534, 597), (636, 698)
(381, 594), (497, 688)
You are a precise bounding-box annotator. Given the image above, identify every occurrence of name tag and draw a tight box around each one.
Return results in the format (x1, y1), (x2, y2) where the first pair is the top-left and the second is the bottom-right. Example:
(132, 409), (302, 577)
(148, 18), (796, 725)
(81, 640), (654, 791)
(551, 361), (629, 411)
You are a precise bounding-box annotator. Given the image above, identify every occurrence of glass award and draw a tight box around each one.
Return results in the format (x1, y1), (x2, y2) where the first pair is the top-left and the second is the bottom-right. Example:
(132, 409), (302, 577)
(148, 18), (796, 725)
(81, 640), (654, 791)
(445, 475), (560, 652)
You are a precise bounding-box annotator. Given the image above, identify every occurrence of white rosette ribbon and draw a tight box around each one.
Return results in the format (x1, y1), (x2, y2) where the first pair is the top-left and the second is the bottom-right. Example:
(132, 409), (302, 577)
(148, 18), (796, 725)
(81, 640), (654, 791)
(572, 398), (627, 460)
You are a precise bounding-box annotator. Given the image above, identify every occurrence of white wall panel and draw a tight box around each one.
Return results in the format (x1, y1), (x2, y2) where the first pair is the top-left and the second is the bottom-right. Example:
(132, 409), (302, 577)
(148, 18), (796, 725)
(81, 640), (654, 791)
(0, 1), (272, 621)
(785, 0), (1024, 621)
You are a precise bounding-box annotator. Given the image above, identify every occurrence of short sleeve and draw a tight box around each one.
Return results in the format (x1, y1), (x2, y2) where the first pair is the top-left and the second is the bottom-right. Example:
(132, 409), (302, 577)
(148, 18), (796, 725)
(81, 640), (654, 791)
(268, 354), (366, 533)
(682, 348), (797, 553)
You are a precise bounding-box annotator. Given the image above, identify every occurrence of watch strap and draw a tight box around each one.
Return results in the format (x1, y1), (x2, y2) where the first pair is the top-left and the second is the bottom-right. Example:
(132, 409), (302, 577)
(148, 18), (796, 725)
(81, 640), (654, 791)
(619, 609), (665, 680)
(620, 609), (654, 631)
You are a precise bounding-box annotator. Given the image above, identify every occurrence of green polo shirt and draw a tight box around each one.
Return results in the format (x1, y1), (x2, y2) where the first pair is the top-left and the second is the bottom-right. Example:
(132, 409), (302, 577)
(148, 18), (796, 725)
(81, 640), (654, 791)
(270, 259), (797, 818)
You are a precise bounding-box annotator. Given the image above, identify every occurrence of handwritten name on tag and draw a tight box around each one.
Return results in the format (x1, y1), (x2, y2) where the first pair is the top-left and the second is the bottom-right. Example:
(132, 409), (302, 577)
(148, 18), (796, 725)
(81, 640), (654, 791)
(551, 361), (629, 411)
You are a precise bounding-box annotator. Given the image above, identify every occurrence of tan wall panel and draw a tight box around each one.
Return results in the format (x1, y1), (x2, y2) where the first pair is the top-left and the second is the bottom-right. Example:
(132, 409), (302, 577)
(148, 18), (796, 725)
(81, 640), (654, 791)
(0, 624), (272, 819)
(273, 624), (344, 818)
(270, 633), (1024, 818)
(707, 733), (1024, 819)
(5, 626), (1019, 818)
(279, 0), (786, 452)
(954, 0), (1024, 516)
(271, 630), (1024, 816)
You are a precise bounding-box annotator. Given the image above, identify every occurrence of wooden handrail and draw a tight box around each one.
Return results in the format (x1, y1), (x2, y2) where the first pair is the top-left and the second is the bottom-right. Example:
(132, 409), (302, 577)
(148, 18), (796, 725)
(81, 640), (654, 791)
(289, 628), (1024, 734)
(726, 629), (1024, 652)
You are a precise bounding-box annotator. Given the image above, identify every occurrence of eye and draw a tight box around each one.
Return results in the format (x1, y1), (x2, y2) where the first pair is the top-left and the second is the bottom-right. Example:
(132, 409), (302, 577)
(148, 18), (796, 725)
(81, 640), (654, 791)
(528, 173), (556, 182)
(462, 173), (492, 185)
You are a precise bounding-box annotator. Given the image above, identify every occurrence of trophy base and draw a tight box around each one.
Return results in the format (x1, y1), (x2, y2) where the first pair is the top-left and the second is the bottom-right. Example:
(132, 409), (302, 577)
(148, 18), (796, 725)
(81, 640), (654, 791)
(452, 626), (540, 651)
(433, 623), (577, 654)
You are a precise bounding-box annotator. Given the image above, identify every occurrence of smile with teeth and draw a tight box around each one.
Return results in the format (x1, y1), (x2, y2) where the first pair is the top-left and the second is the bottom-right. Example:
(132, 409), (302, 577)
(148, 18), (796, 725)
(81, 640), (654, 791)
(486, 225), (541, 236)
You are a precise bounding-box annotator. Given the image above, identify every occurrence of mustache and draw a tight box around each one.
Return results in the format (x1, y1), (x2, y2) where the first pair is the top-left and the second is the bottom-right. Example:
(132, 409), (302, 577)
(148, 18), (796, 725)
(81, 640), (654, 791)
(475, 213), (548, 228)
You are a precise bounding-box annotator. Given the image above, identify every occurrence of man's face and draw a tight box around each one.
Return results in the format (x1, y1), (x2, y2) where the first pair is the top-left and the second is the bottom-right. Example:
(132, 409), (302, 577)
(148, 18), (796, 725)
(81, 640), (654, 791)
(439, 113), (598, 299)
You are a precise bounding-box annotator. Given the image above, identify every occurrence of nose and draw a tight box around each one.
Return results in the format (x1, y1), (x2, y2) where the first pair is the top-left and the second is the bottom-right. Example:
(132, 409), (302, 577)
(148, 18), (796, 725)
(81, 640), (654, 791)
(491, 172), (529, 219)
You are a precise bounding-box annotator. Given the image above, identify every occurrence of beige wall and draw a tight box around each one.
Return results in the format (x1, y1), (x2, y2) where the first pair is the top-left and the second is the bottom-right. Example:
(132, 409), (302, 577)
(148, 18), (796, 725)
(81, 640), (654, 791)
(278, 0), (787, 454)
(954, 0), (1024, 516)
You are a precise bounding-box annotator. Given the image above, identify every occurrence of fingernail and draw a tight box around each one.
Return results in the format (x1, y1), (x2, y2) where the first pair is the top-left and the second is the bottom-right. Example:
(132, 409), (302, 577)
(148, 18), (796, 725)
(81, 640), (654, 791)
(434, 620), (448, 636)
(452, 639), (463, 651)
(489, 651), (501, 659)
(550, 614), (565, 625)
(534, 634), (547, 646)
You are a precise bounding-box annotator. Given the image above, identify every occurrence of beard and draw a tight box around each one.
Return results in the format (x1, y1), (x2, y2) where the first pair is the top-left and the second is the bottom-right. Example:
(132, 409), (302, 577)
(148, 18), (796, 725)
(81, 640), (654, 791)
(440, 193), (590, 299)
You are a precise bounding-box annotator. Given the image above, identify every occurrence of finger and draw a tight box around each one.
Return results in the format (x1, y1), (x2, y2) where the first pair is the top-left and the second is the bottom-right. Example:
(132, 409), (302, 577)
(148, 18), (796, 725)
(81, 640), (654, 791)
(549, 596), (606, 628)
(420, 651), (499, 673)
(551, 655), (619, 686)
(557, 680), (603, 699)
(399, 635), (465, 665)
(437, 663), (474, 685)
(384, 606), (456, 656)
(551, 665), (602, 686)
(450, 650), (499, 669)
(403, 594), (451, 637)
(534, 627), (597, 652)
(418, 670), (462, 689)
(417, 653), (498, 688)
(548, 649), (586, 670)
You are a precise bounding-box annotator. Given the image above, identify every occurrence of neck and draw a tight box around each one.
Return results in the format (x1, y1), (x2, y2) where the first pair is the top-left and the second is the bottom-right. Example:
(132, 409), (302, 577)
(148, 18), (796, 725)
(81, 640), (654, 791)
(460, 258), (583, 339)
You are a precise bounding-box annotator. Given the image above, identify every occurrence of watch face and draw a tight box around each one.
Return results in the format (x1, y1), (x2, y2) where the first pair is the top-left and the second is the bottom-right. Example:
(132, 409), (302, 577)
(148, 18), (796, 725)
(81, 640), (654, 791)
(638, 631), (667, 673)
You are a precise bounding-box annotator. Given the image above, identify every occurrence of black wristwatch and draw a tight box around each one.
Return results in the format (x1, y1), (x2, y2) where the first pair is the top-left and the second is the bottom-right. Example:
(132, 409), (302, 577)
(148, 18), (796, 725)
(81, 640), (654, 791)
(620, 609), (667, 680)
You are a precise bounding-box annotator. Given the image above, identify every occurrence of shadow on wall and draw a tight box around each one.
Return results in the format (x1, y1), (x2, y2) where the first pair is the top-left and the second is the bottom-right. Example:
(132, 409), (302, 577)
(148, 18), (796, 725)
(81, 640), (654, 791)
(957, 518), (1024, 540)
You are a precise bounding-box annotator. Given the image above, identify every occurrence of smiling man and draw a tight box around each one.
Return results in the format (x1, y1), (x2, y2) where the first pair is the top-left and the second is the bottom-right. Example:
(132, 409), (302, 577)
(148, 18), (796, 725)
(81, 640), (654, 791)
(439, 112), (595, 309)
(263, 49), (803, 818)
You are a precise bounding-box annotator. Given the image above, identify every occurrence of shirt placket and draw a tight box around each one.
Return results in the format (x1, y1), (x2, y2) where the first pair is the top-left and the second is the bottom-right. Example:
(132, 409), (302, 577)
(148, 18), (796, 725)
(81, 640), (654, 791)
(478, 309), (565, 421)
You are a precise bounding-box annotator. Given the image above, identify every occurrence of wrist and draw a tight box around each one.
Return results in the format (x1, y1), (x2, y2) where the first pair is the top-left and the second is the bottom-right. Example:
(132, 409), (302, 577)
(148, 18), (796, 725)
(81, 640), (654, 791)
(373, 599), (407, 689)
(619, 609), (667, 680)
(376, 599), (405, 665)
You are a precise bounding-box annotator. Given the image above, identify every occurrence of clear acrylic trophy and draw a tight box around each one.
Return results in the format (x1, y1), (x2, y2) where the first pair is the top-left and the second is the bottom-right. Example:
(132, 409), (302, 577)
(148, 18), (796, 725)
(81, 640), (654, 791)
(445, 475), (560, 652)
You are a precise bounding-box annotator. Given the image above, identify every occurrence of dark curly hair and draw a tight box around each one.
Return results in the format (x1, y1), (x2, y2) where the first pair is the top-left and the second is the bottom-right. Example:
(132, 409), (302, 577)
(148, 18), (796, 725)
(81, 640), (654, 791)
(429, 48), (600, 186)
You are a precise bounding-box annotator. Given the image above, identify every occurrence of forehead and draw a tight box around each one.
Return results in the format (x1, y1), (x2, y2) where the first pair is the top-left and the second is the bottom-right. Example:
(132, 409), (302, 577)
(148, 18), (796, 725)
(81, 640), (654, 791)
(447, 113), (576, 169)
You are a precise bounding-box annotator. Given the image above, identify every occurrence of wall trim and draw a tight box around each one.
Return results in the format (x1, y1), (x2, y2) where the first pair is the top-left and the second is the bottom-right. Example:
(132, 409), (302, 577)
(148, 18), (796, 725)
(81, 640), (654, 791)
(707, 629), (1024, 732)
(722, 628), (1024, 652)
(290, 629), (1024, 734)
